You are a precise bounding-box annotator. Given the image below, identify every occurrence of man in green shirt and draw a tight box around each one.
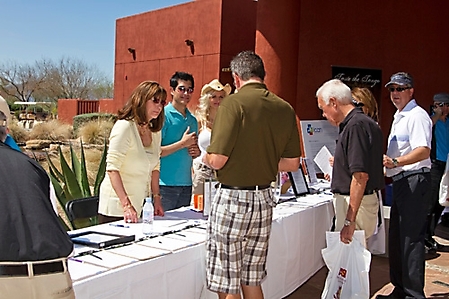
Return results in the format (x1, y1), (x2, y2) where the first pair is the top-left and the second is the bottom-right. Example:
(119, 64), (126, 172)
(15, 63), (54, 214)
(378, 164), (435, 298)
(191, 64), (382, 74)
(203, 51), (301, 299)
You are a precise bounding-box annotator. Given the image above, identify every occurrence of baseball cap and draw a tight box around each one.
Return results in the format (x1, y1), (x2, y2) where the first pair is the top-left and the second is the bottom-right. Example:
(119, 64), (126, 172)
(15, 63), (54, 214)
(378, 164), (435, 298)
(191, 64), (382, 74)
(385, 72), (414, 88)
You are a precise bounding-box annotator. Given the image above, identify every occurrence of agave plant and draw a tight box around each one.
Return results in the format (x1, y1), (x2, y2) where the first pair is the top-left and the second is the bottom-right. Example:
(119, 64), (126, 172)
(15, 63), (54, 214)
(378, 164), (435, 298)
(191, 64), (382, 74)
(46, 140), (107, 230)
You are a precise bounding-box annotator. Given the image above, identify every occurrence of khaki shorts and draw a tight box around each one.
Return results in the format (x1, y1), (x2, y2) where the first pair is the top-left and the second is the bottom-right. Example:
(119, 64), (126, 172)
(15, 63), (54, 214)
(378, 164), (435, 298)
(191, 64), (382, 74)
(334, 192), (379, 239)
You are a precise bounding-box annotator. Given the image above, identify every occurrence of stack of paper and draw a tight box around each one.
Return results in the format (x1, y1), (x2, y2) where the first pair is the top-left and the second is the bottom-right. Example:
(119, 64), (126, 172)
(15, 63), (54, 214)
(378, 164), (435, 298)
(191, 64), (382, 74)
(68, 258), (108, 281)
(106, 243), (170, 261)
(72, 250), (138, 269)
(138, 235), (197, 252)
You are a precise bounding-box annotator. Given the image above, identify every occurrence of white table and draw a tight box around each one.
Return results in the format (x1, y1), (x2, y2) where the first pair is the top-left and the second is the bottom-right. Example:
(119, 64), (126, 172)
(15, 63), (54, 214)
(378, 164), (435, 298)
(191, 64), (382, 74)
(72, 194), (334, 299)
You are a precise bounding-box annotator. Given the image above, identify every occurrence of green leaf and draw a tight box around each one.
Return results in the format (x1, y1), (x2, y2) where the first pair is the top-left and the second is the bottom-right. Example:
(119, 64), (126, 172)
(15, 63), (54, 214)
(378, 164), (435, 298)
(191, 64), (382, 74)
(79, 140), (91, 197)
(58, 146), (83, 199)
(70, 142), (82, 184)
(93, 140), (108, 196)
(48, 168), (66, 207)
(46, 150), (64, 182)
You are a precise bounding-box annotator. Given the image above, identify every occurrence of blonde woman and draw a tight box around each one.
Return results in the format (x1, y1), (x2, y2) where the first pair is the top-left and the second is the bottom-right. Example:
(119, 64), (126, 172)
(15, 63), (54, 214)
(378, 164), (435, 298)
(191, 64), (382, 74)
(192, 79), (231, 195)
(351, 87), (379, 122)
(99, 81), (166, 224)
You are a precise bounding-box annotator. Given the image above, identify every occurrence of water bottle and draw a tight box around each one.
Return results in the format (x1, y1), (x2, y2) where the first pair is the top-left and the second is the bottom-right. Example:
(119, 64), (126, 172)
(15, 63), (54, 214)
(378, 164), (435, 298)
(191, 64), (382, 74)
(142, 197), (154, 235)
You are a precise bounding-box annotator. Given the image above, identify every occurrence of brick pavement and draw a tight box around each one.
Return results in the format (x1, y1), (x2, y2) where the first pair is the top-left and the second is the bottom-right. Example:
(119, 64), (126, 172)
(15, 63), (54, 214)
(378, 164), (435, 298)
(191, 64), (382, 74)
(285, 223), (449, 299)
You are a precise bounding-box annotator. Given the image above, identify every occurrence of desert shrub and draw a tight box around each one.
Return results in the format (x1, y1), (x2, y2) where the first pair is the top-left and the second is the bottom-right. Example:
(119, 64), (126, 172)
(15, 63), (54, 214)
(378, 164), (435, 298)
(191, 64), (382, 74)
(8, 120), (29, 143)
(28, 119), (73, 141)
(77, 119), (114, 145)
(73, 113), (116, 133)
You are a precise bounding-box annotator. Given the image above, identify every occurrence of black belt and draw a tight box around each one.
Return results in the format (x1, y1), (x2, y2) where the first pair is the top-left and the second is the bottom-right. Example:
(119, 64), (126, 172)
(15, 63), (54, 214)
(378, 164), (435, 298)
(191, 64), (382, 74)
(221, 184), (271, 190)
(391, 168), (430, 182)
(0, 260), (66, 277)
(432, 159), (446, 167)
(335, 190), (376, 196)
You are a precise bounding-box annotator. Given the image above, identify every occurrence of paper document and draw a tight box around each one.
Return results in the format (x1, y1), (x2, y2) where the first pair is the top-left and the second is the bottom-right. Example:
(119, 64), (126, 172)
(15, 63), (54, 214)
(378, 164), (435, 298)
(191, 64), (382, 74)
(68, 259), (108, 281)
(138, 235), (196, 252)
(166, 231), (206, 243)
(106, 243), (170, 260)
(313, 146), (333, 176)
(73, 250), (138, 269)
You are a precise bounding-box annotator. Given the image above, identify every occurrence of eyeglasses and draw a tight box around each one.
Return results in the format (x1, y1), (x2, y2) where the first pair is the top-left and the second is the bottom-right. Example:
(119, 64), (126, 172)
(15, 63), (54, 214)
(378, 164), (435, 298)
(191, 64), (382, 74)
(434, 102), (449, 107)
(176, 86), (194, 94)
(388, 86), (411, 92)
(152, 97), (166, 106)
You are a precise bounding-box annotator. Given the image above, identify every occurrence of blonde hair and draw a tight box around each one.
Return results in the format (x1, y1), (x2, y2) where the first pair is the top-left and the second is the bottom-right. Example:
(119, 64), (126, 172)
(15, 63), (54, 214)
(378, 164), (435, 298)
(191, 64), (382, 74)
(351, 87), (379, 122)
(195, 91), (214, 130)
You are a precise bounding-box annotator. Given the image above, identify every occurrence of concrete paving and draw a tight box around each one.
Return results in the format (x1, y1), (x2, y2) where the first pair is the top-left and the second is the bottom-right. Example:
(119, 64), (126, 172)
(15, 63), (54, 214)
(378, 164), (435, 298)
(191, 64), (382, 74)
(284, 223), (449, 299)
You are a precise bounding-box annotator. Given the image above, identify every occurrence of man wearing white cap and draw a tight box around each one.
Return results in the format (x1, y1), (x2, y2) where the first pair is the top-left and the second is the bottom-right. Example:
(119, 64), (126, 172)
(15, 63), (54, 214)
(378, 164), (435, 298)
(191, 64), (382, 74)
(380, 72), (432, 299)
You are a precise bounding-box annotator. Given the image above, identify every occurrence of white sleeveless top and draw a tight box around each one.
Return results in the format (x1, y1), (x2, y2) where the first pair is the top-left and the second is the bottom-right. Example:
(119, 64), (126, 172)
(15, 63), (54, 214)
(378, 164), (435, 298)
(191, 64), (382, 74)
(194, 128), (211, 164)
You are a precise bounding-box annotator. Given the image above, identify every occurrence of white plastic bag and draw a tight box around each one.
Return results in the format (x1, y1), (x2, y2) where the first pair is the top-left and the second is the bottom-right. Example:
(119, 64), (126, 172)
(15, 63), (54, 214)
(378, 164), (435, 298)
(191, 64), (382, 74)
(321, 231), (371, 299)
(439, 154), (449, 207)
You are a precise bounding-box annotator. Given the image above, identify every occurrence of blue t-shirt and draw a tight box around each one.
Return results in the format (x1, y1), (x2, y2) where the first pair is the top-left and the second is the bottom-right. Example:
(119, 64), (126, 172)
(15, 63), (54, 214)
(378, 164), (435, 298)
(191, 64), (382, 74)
(160, 103), (198, 186)
(434, 119), (449, 162)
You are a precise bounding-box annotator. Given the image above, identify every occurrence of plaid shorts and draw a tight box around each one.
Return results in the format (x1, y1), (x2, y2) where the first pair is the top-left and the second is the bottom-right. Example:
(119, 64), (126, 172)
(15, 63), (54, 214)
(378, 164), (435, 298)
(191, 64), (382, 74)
(206, 187), (275, 294)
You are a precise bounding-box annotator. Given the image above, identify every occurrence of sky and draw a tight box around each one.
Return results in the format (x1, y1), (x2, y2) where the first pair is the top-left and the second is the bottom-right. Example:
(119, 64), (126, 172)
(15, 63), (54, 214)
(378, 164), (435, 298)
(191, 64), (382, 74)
(0, 0), (189, 80)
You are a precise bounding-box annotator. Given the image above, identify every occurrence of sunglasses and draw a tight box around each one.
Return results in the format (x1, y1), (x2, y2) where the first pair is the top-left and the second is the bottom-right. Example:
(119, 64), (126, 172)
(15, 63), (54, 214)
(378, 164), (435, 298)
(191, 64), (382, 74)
(176, 86), (194, 94)
(434, 102), (449, 108)
(388, 86), (411, 92)
(152, 97), (166, 106)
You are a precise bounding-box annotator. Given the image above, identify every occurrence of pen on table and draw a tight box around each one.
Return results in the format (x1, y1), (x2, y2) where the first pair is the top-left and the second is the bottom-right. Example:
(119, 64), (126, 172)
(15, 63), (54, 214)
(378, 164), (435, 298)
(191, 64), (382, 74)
(90, 253), (103, 260)
(109, 223), (130, 228)
(167, 220), (189, 227)
(69, 257), (84, 263)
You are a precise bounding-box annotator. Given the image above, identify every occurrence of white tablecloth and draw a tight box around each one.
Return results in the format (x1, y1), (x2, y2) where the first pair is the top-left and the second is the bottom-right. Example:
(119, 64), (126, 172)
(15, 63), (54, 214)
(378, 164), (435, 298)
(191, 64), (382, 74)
(72, 194), (334, 299)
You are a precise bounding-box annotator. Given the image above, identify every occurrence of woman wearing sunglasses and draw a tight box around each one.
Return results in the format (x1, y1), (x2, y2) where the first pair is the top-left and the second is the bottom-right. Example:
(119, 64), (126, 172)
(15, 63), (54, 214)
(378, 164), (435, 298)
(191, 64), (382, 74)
(98, 81), (166, 224)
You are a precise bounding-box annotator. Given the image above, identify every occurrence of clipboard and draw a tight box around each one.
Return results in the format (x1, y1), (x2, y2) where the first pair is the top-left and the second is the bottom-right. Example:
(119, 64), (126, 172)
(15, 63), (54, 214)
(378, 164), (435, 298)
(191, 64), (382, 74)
(70, 231), (135, 249)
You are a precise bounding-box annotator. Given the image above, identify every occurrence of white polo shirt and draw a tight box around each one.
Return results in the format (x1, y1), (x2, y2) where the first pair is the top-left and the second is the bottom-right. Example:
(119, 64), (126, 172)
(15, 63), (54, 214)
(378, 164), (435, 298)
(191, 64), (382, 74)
(385, 99), (432, 177)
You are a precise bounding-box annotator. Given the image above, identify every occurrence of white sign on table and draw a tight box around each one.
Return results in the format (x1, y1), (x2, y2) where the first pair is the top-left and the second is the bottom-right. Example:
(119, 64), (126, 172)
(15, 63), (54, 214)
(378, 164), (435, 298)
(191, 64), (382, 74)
(300, 120), (338, 173)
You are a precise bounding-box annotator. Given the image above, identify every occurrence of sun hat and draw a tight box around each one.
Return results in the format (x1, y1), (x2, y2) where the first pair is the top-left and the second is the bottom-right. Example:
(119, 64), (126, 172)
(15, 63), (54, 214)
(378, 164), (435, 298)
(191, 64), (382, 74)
(385, 72), (414, 87)
(200, 79), (232, 97)
(0, 96), (11, 126)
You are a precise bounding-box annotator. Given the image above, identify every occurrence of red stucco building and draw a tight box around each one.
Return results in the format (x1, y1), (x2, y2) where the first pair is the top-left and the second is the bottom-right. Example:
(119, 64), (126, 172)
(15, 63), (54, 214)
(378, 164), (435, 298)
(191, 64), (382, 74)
(61, 0), (449, 141)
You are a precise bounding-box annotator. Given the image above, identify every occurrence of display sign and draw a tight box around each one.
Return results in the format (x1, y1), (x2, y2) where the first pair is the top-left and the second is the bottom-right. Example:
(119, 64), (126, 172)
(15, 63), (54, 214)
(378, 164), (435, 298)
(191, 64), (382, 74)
(331, 66), (382, 109)
(300, 120), (339, 173)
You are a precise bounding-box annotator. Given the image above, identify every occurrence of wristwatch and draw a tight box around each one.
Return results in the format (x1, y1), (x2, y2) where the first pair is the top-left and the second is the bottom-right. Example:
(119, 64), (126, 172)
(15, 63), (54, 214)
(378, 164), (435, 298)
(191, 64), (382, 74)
(344, 219), (352, 227)
(392, 158), (399, 168)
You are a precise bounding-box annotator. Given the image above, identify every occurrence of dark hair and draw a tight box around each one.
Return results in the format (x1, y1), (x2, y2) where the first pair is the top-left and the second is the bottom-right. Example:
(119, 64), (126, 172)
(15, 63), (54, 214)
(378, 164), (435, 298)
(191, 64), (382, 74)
(117, 81), (166, 132)
(170, 71), (194, 90)
(230, 50), (266, 81)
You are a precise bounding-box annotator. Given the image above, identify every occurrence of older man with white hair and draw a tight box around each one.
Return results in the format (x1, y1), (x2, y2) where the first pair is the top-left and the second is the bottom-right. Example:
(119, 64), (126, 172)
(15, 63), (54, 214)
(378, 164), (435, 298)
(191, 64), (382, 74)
(316, 79), (384, 244)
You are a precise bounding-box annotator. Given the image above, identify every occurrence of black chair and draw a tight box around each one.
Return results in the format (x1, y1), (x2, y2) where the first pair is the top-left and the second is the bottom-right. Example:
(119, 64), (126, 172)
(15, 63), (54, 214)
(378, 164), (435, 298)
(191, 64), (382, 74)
(65, 196), (99, 229)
